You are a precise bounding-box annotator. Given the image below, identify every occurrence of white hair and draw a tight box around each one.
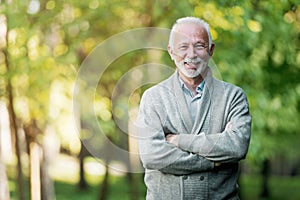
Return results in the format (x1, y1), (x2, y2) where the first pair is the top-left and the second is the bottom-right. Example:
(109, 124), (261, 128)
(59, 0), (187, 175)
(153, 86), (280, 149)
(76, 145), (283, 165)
(169, 17), (213, 51)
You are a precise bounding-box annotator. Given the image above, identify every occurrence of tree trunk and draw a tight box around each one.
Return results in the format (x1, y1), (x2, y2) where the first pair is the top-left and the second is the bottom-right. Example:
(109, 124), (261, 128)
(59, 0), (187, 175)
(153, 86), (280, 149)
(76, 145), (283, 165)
(0, 161), (10, 200)
(8, 103), (26, 200)
(127, 119), (141, 200)
(4, 41), (26, 200)
(29, 141), (41, 200)
(25, 120), (56, 200)
(0, 126), (10, 200)
(78, 142), (88, 190)
(260, 159), (270, 198)
(24, 121), (42, 200)
(98, 137), (112, 200)
(2, 12), (26, 200)
(40, 126), (58, 200)
(40, 150), (56, 200)
(98, 164), (110, 200)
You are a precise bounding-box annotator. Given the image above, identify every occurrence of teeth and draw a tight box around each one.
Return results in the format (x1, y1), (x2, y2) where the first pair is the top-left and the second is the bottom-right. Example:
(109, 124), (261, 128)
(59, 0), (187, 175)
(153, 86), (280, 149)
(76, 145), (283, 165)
(186, 62), (197, 65)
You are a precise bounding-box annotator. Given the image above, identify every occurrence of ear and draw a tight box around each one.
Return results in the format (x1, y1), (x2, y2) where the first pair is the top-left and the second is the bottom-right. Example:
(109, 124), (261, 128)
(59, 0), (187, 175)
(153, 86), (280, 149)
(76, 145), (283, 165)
(209, 43), (215, 56)
(168, 45), (174, 60)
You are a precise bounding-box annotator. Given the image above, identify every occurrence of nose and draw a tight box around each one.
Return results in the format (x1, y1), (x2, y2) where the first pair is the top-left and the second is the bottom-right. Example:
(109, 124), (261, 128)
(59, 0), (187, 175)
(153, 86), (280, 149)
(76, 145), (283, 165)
(187, 45), (196, 58)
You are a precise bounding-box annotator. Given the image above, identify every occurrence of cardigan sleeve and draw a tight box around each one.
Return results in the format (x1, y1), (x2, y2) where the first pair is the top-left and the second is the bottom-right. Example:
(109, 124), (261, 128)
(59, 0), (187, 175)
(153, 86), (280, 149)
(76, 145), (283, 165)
(177, 87), (252, 163)
(137, 90), (214, 175)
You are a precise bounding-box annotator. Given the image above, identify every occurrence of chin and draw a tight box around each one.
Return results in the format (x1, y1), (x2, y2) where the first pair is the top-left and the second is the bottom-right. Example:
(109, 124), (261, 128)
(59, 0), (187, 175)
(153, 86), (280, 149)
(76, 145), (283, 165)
(180, 67), (206, 78)
(175, 59), (208, 79)
(185, 72), (201, 78)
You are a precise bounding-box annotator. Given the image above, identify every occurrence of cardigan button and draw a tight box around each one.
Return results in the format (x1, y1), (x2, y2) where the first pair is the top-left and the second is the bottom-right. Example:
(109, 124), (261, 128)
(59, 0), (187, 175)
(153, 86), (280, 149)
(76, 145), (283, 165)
(182, 175), (188, 180)
(200, 176), (204, 181)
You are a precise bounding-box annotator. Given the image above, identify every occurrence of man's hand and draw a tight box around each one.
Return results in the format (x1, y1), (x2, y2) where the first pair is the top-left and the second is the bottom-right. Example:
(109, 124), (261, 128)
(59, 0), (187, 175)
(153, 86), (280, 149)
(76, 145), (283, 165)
(166, 134), (179, 146)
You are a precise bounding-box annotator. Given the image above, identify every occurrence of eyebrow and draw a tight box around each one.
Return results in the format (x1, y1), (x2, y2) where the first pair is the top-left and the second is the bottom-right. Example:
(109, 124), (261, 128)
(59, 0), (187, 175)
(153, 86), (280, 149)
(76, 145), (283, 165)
(177, 41), (207, 46)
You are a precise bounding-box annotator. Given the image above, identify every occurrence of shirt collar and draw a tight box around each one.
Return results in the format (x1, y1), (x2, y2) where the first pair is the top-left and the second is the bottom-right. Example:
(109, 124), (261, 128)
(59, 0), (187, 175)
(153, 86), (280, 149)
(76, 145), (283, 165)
(178, 75), (205, 97)
(196, 80), (205, 93)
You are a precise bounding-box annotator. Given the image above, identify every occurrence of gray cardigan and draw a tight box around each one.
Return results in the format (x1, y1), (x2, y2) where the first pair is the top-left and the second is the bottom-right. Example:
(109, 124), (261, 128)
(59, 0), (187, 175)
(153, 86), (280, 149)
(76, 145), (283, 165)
(137, 68), (251, 200)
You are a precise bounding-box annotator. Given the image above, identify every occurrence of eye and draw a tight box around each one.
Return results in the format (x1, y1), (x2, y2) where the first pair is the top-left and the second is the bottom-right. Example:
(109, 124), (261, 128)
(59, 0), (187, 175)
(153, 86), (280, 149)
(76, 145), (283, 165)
(194, 44), (206, 50)
(179, 45), (188, 50)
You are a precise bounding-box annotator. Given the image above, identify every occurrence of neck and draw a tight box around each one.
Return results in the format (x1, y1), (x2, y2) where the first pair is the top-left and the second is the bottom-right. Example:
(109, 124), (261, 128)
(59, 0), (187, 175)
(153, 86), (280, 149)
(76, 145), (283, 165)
(178, 68), (208, 92)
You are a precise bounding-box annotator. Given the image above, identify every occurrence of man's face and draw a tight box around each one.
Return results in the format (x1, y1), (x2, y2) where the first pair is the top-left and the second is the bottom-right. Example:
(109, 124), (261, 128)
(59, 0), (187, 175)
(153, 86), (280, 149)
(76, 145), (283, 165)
(168, 23), (213, 78)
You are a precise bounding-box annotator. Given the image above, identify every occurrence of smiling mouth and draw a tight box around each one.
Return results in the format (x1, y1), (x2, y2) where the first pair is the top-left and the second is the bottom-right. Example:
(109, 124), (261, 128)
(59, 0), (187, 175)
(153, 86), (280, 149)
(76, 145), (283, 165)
(184, 61), (198, 69)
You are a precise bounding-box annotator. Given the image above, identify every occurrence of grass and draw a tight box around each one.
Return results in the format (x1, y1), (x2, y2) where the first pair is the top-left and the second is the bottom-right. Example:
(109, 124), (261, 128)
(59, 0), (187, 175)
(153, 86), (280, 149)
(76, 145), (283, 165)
(53, 175), (300, 200)
(7, 154), (300, 199)
(9, 173), (300, 200)
(55, 174), (146, 200)
(239, 175), (300, 200)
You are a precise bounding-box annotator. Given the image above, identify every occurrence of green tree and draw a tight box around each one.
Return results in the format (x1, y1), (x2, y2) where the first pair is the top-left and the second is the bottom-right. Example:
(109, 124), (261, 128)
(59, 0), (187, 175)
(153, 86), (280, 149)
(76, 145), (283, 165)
(190, 0), (300, 197)
(1, 0), (299, 199)
(1, 0), (77, 199)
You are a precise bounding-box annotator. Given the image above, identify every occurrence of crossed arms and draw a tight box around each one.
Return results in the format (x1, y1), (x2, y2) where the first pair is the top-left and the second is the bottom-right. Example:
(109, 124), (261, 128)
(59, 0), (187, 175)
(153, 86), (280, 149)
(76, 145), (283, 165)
(137, 88), (251, 175)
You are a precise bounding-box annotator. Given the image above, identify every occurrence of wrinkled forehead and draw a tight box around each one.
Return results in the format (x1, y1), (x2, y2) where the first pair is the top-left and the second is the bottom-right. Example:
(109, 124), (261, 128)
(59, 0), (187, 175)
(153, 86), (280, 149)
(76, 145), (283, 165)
(172, 23), (209, 44)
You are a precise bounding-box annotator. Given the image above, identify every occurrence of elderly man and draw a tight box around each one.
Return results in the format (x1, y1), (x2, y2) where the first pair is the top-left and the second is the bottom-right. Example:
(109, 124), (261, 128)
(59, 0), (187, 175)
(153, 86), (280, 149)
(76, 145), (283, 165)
(137, 17), (251, 200)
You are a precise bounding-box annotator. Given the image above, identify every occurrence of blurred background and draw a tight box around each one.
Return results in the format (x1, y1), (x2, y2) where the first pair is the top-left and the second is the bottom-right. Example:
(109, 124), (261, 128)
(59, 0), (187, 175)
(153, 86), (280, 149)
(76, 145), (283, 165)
(0, 0), (299, 199)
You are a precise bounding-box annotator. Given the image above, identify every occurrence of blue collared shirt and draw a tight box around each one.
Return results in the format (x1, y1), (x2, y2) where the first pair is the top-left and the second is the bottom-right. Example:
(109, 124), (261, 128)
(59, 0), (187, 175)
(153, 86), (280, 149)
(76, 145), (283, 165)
(179, 78), (205, 122)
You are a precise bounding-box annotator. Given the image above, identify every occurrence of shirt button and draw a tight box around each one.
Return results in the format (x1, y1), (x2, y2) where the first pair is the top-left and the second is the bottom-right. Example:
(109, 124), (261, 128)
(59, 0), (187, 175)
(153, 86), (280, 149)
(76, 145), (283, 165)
(200, 176), (204, 181)
(182, 175), (188, 180)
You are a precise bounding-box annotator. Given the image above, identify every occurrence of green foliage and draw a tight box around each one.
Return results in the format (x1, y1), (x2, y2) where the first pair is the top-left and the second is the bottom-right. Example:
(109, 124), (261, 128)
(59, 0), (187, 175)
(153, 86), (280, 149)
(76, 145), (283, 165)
(189, 0), (300, 166)
(1, 0), (299, 176)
